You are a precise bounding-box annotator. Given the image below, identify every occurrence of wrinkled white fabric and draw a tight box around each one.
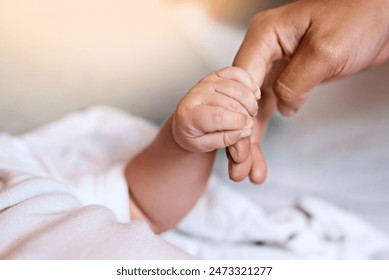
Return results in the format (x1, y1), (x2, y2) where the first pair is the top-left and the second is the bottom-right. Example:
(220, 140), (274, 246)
(0, 108), (191, 259)
(164, 177), (389, 259)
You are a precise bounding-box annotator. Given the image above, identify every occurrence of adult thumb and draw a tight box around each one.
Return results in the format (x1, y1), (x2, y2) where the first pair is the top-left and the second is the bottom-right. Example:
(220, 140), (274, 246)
(274, 32), (339, 116)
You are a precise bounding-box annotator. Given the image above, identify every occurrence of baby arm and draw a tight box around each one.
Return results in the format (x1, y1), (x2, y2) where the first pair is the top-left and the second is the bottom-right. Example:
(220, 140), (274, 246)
(125, 66), (260, 233)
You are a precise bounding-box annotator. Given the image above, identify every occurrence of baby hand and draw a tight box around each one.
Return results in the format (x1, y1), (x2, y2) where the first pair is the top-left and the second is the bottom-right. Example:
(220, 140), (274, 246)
(172, 66), (260, 152)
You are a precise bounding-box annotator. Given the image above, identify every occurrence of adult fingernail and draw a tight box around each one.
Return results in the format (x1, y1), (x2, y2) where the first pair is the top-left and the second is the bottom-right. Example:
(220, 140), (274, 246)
(240, 128), (252, 138)
(278, 103), (297, 117)
(282, 107), (297, 117)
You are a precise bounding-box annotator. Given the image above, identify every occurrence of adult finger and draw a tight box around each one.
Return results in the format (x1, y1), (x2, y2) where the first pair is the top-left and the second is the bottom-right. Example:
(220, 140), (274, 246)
(233, 2), (311, 96)
(228, 136), (251, 164)
(249, 143), (267, 184)
(226, 146), (253, 182)
(228, 128), (267, 184)
(228, 83), (275, 171)
(274, 32), (341, 116)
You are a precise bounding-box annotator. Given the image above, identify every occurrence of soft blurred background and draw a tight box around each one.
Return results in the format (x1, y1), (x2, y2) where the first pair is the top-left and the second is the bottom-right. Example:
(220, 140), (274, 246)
(0, 0), (288, 133)
(1, 0), (389, 239)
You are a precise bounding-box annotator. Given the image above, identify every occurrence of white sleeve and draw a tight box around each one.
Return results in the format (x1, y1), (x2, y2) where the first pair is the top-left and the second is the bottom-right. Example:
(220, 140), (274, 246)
(0, 135), (192, 260)
(70, 164), (131, 223)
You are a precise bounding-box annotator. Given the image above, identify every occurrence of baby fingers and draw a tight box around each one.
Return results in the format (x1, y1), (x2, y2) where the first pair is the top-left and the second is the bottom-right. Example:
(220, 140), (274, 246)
(212, 78), (259, 117)
(191, 105), (253, 133)
(195, 129), (253, 151)
(201, 92), (251, 116)
(214, 66), (261, 100)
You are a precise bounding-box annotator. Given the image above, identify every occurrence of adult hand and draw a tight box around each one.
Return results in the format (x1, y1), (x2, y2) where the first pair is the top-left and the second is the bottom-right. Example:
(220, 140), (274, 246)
(228, 0), (389, 183)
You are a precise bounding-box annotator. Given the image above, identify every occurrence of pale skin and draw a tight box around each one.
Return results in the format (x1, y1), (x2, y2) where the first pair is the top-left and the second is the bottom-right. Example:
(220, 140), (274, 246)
(228, 0), (389, 184)
(125, 66), (260, 233)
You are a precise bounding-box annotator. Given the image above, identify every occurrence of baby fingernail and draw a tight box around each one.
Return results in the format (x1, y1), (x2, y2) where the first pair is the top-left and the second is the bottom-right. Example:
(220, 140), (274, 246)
(255, 86), (261, 99)
(240, 128), (252, 138)
(253, 102), (259, 116)
(246, 118), (253, 128)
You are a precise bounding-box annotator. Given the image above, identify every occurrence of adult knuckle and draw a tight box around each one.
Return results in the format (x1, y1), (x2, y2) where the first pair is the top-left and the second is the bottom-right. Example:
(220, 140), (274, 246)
(309, 38), (347, 68)
(312, 41), (333, 60)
